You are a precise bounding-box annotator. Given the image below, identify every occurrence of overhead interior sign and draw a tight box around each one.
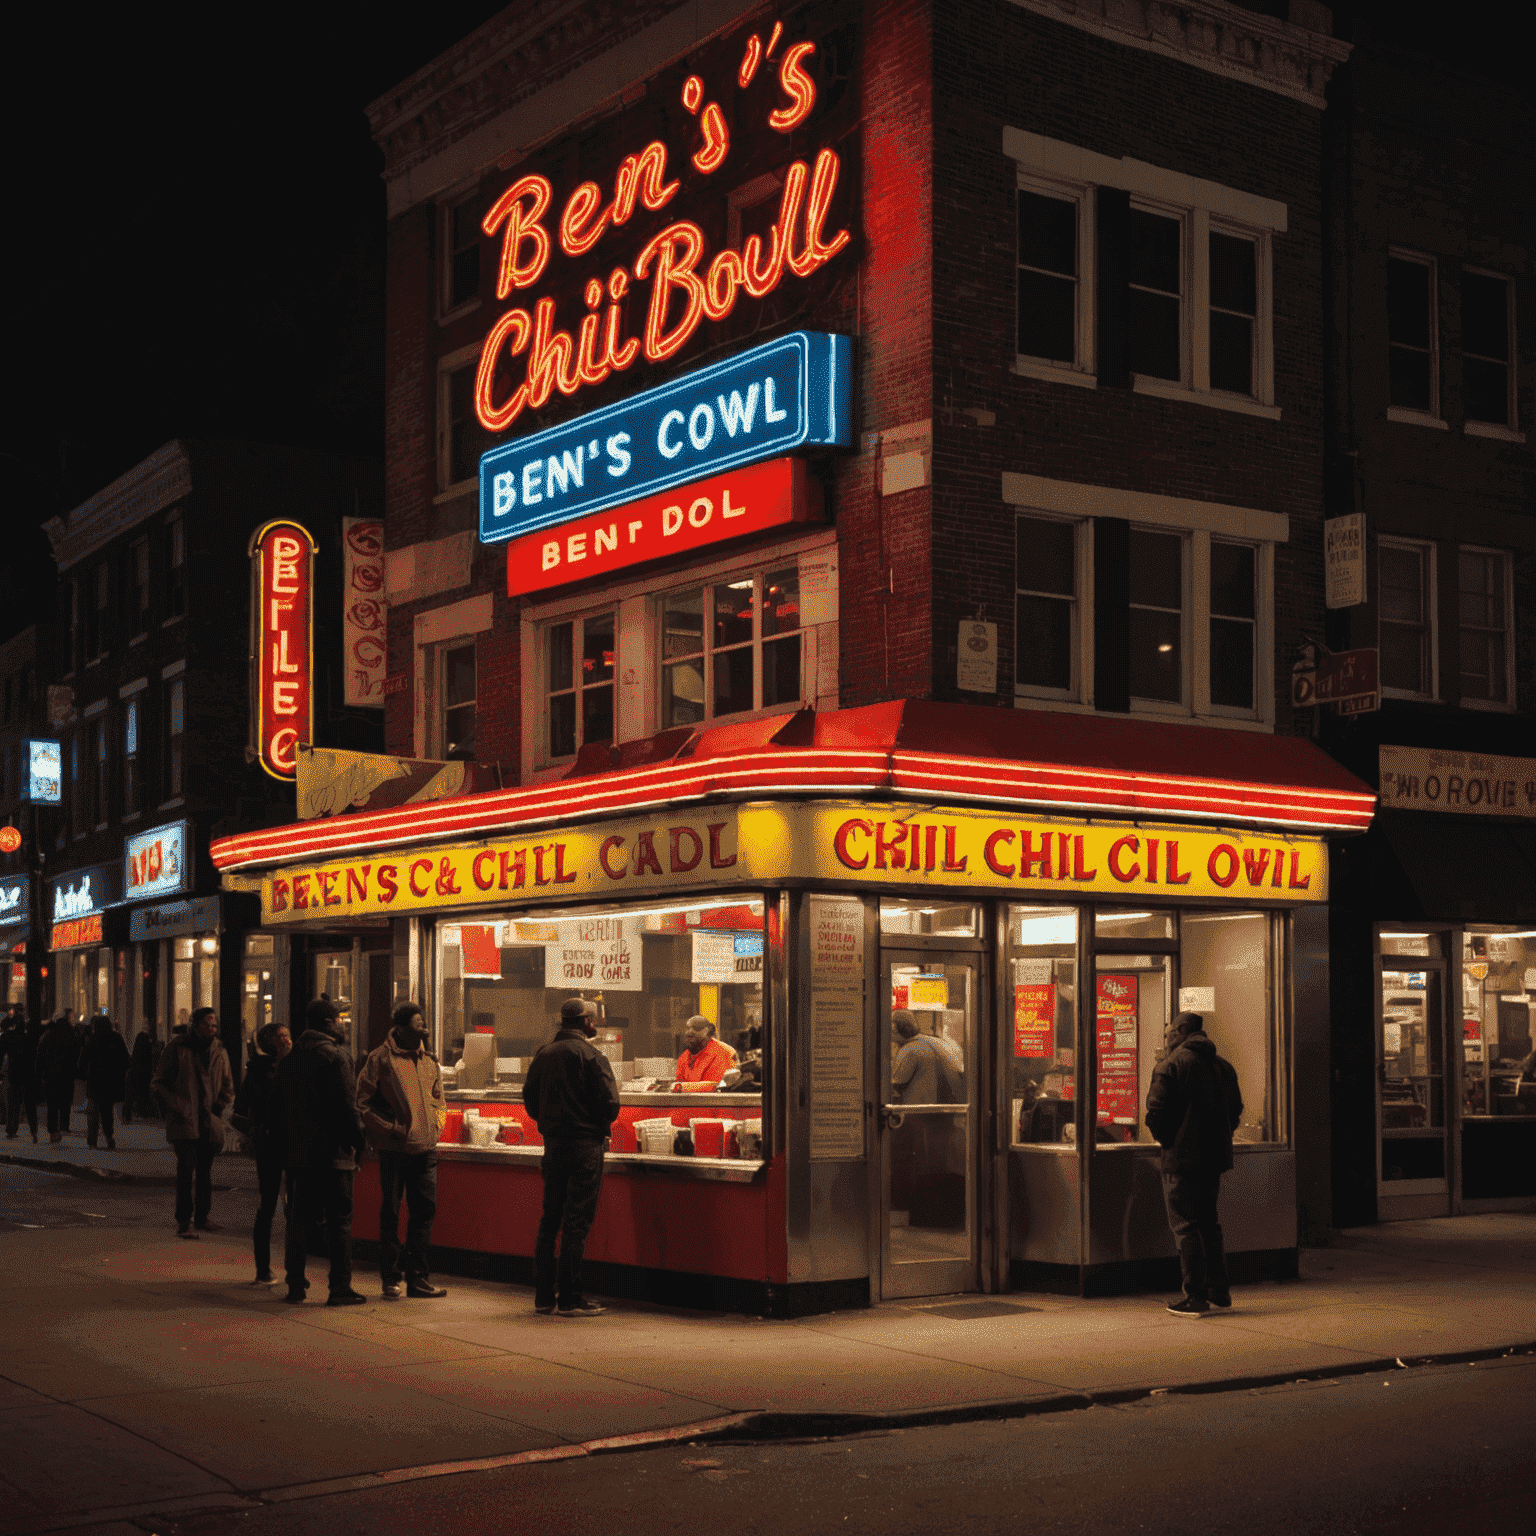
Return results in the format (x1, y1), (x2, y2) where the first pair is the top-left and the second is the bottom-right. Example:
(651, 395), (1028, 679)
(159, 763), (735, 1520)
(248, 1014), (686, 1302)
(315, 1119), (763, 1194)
(507, 456), (821, 595)
(479, 330), (850, 545)
(249, 520), (317, 781)
(125, 819), (191, 901)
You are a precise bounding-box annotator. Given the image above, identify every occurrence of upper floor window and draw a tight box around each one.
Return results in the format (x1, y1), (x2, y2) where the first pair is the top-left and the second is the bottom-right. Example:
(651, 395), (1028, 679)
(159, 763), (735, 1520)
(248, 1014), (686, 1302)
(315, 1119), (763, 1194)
(1017, 186), (1082, 367)
(164, 677), (185, 798)
(440, 642), (477, 759)
(1458, 548), (1513, 707)
(69, 732), (83, 837)
(123, 696), (141, 816)
(441, 194), (481, 315)
(440, 358), (498, 490)
(546, 613), (614, 761)
(68, 577), (80, 673)
(1387, 252), (1438, 419)
(1015, 515), (1079, 697)
(1208, 542), (1257, 712)
(1129, 527), (1184, 703)
(661, 568), (801, 729)
(165, 513), (187, 619)
(1127, 208), (1183, 383)
(1461, 270), (1515, 430)
(84, 563), (110, 662)
(1378, 537), (1435, 699)
(126, 537), (151, 636)
(93, 715), (109, 826)
(1209, 232), (1258, 397)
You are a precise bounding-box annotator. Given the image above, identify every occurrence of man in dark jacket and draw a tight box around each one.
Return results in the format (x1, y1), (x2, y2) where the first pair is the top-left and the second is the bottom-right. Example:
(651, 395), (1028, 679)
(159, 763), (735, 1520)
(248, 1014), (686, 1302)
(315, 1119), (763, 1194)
(522, 997), (620, 1317)
(277, 998), (367, 1307)
(1145, 1010), (1244, 1318)
(79, 1014), (131, 1149)
(153, 1007), (235, 1236)
(36, 1013), (81, 1142)
(2, 1008), (41, 1142)
(233, 1022), (292, 1284)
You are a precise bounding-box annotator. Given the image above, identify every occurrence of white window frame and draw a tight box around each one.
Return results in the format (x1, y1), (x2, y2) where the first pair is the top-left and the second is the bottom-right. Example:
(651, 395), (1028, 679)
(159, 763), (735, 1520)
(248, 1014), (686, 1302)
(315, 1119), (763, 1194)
(438, 188), (483, 323)
(1205, 535), (1264, 721)
(436, 341), (485, 497)
(412, 593), (494, 760)
(1377, 535), (1438, 702)
(540, 605), (619, 766)
(1014, 172), (1095, 387)
(1014, 512), (1089, 703)
(1461, 267), (1523, 441)
(1204, 219), (1272, 404)
(1456, 544), (1516, 712)
(1386, 249), (1444, 429)
(1127, 198), (1190, 392)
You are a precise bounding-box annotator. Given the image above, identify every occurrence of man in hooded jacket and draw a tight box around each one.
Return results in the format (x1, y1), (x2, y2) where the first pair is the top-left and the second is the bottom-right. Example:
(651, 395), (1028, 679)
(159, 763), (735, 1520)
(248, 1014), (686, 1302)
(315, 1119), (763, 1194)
(153, 1007), (235, 1236)
(1145, 1010), (1244, 1317)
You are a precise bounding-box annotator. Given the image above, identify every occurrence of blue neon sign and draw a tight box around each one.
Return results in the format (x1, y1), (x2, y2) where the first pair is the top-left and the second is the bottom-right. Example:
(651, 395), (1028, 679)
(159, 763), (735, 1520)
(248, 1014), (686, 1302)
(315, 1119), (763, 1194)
(478, 331), (851, 546)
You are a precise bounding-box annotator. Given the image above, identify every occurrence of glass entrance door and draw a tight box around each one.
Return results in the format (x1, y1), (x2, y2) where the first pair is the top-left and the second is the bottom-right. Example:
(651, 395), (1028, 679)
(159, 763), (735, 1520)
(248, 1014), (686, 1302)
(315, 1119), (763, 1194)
(879, 950), (979, 1299)
(1379, 962), (1449, 1211)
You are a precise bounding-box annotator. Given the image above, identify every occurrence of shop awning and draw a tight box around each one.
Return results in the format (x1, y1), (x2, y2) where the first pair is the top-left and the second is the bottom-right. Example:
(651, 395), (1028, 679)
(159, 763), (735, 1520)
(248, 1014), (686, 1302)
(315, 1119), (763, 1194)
(210, 700), (1375, 873)
(1373, 814), (1536, 924)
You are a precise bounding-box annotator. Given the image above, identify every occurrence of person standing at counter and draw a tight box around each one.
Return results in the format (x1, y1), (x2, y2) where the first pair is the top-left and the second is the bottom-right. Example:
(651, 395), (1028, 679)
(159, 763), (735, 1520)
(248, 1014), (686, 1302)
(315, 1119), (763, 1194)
(673, 1015), (735, 1090)
(522, 997), (620, 1318)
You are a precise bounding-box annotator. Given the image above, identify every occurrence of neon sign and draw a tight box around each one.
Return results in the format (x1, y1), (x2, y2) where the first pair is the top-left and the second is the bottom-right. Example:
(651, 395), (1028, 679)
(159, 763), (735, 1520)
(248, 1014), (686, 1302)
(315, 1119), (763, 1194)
(479, 330), (848, 544)
(473, 22), (851, 436)
(249, 520), (317, 782)
(125, 819), (191, 900)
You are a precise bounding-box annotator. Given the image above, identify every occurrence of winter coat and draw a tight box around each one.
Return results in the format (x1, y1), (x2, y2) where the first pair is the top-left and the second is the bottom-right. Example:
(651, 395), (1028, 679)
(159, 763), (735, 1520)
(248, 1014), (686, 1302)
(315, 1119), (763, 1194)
(128, 1032), (155, 1090)
(522, 1028), (620, 1143)
(0, 1021), (41, 1092)
(152, 1032), (235, 1146)
(357, 1030), (447, 1154)
(232, 1050), (284, 1161)
(1144, 1032), (1243, 1176)
(78, 1029), (132, 1105)
(277, 1029), (365, 1172)
(35, 1019), (81, 1098)
(892, 1034), (965, 1105)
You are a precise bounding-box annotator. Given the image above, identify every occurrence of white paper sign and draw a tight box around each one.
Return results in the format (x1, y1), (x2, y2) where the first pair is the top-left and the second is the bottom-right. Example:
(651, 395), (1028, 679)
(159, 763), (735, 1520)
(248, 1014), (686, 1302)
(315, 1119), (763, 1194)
(1016, 958), (1052, 985)
(1324, 513), (1366, 609)
(799, 551), (839, 626)
(1179, 987), (1216, 1013)
(690, 930), (737, 984)
(544, 918), (642, 991)
(957, 620), (998, 693)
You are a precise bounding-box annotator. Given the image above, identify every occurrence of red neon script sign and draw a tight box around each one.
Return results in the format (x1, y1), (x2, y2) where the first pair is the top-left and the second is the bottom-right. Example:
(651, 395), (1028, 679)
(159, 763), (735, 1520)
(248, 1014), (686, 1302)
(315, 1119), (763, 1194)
(250, 520), (316, 781)
(474, 22), (850, 435)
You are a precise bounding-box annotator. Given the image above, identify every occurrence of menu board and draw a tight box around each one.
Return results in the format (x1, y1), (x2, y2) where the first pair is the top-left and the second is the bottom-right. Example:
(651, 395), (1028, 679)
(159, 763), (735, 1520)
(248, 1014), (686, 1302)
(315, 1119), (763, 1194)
(810, 897), (866, 1160)
(1096, 974), (1140, 1125)
(1014, 983), (1055, 1058)
(544, 918), (643, 991)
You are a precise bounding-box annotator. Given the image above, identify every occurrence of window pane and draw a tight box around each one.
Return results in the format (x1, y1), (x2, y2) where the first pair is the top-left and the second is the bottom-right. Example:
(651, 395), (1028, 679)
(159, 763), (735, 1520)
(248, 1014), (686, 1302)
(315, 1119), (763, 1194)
(1209, 233), (1256, 315)
(1018, 191), (1076, 276)
(663, 660), (705, 726)
(125, 699), (138, 755)
(1181, 913), (1275, 1142)
(1458, 552), (1501, 627)
(1129, 530), (1181, 609)
(1460, 632), (1506, 703)
(1460, 272), (1508, 362)
(1209, 310), (1253, 394)
(1378, 545), (1425, 624)
(713, 583), (754, 650)
(1128, 608), (1181, 701)
(582, 684), (614, 746)
(1379, 625), (1426, 694)
(445, 703), (476, 757)
(1387, 259), (1432, 350)
(1128, 210), (1180, 294)
(762, 634), (801, 708)
(1389, 346), (1434, 412)
(1016, 594), (1072, 691)
(1209, 616), (1254, 710)
(547, 622), (573, 692)
(549, 693), (576, 757)
(663, 590), (703, 659)
(713, 646), (754, 717)
(449, 367), (495, 483)
(169, 679), (184, 735)
(1017, 516), (1075, 597)
(1128, 290), (1180, 380)
(1017, 270), (1076, 363)
(762, 570), (800, 637)
(1463, 357), (1509, 426)
(582, 612), (614, 684)
(452, 247), (480, 308)
(445, 644), (475, 707)
(1210, 543), (1255, 619)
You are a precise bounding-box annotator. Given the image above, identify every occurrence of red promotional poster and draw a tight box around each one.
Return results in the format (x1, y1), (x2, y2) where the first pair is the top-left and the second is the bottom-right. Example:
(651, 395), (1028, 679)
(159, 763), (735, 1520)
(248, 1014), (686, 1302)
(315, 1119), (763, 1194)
(249, 520), (317, 781)
(1096, 974), (1140, 1126)
(1014, 983), (1055, 1058)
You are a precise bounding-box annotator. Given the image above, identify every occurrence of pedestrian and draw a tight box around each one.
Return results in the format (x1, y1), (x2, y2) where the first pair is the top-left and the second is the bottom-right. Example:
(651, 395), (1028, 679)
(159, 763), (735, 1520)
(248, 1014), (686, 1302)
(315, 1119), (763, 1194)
(36, 1012), (80, 1142)
(127, 1030), (157, 1120)
(1, 1009), (41, 1142)
(522, 997), (620, 1318)
(1145, 1010), (1244, 1318)
(232, 1022), (292, 1284)
(78, 1013), (131, 1150)
(152, 1006), (235, 1238)
(357, 1002), (449, 1300)
(278, 997), (367, 1307)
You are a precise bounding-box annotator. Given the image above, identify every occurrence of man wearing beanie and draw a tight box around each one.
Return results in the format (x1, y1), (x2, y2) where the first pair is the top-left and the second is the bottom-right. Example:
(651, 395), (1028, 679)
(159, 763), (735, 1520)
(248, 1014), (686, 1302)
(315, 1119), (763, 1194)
(357, 1002), (448, 1299)
(522, 997), (620, 1317)
(1146, 1010), (1244, 1317)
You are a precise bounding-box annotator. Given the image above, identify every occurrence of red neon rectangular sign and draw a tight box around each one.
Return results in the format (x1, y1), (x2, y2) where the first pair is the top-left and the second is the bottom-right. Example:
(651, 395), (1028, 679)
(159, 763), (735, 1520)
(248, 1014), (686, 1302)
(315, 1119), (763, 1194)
(506, 456), (820, 596)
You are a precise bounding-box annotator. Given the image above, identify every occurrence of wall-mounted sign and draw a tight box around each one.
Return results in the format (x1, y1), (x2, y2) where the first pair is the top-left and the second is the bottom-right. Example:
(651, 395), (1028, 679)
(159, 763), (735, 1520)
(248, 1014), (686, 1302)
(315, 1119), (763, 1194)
(342, 517), (387, 707)
(49, 862), (119, 925)
(479, 330), (850, 545)
(129, 896), (222, 943)
(24, 739), (61, 804)
(1291, 646), (1378, 712)
(52, 914), (104, 951)
(1380, 745), (1536, 819)
(1324, 513), (1366, 608)
(249, 520), (317, 780)
(472, 23), (851, 439)
(506, 456), (821, 595)
(0, 874), (28, 925)
(956, 620), (998, 694)
(125, 819), (191, 901)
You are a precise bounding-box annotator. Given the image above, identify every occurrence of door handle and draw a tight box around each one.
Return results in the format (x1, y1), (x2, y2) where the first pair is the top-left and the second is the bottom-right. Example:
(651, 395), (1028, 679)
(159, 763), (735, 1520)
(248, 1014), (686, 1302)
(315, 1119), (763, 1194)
(880, 1108), (905, 1130)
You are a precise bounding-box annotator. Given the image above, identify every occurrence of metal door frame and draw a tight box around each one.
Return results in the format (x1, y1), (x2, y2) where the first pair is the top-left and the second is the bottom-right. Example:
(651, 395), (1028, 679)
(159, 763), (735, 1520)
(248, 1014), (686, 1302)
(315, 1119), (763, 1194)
(1376, 936), (1452, 1217)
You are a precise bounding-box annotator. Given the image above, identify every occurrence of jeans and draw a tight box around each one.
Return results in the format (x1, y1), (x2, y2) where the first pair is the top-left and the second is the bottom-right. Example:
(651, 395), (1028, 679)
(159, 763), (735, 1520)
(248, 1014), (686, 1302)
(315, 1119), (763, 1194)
(535, 1140), (606, 1309)
(5, 1086), (37, 1138)
(86, 1099), (117, 1146)
(46, 1091), (73, 1136)
(285, 1168), (355, 1296)
(377, 1150), (439, 1285)
(174, 1137), (218, 1228)
(1162, 1169), (1230, 1303)
(253, 1149), (286, 1278)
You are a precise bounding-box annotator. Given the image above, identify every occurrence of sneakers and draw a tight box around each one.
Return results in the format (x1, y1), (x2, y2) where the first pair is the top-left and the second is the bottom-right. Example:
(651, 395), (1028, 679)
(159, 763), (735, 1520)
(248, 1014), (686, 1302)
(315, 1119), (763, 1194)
(382, 1282), (404, 1299)
(557, 1300), (607, 1318)
(406, 1281), (448, 1299)
(176, 1225), (200, 1240)
(1209, 1291), (1233, 1310)
(282, 1290), (307, 1304)
(534, 1303), (557, 1315)
(326, 1289), (368, 1307)
(1166, 1296), (1210, 1318)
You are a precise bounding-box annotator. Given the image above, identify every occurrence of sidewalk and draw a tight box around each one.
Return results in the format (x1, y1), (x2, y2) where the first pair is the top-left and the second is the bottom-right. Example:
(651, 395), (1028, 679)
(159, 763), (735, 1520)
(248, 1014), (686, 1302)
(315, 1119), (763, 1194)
(4, 1133), (1535, 1534)
(1, 1117), (201, 1186)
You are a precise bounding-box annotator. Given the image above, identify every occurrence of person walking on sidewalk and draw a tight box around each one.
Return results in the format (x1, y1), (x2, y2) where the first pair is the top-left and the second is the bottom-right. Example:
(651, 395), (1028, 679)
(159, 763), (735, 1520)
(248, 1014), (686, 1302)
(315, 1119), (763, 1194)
(36, 1012), (80, 1143)
(78, 1014), (131, 1150)
(278, 997), (367, 1307)
(357, 1003), (448, 1301)
(522, 997), (620, 1318)
(1145, 1010), (1244, 1318)
(232, 1022), (292, 1285)
(153, 1007), (234, 1237)
(2, 1007), (41, 1143)
(127, 1030), (157, 1121)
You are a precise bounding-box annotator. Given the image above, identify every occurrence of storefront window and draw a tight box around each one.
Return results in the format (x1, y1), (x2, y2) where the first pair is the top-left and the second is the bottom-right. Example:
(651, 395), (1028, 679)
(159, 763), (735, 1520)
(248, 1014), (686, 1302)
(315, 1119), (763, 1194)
(1380, 930), (1443, 958)
(1461, 928), (1536, 1118)
(1095, 907), (1176, 942)
(1008, 904), (1079, 1147)
(434, 896), (765, 1108)
(314, 951), (354, 1041)
(879, 900), (981, 939)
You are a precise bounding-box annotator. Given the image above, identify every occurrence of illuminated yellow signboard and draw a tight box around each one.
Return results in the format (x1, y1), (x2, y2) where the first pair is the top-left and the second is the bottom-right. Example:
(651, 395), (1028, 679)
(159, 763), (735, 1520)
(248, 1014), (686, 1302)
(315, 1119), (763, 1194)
(258, 802), (1328, 924)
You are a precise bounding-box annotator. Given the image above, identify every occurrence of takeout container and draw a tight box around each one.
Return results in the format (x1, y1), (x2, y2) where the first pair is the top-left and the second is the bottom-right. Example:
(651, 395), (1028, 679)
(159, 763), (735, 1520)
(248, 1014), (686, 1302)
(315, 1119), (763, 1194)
(634, 1117), (675, 1155)
(690, 1118), (726, 1158)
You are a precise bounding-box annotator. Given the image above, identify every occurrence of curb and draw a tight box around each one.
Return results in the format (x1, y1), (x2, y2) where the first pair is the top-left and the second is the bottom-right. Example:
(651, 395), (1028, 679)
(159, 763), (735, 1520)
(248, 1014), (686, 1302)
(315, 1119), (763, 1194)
(0, 1150), (223, 1189)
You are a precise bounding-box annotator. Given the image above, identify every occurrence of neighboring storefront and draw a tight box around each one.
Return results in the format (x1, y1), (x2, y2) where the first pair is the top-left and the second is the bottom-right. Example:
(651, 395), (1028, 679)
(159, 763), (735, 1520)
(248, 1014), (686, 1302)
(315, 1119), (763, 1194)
(1, 873), (29, 1007)
(47, 861), (124, 1021)
(213, 700), (1374, 1311)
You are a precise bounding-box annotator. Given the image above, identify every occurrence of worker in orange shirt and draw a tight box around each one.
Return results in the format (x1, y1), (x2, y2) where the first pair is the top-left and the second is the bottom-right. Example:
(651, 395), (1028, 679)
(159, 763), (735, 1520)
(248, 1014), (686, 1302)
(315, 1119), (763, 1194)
(672, 1015), (736, 1091)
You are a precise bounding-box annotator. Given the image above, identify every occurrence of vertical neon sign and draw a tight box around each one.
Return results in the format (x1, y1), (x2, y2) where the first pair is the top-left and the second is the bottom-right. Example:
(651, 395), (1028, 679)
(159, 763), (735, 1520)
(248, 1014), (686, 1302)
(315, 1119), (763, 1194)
(249, 520), (317, 781)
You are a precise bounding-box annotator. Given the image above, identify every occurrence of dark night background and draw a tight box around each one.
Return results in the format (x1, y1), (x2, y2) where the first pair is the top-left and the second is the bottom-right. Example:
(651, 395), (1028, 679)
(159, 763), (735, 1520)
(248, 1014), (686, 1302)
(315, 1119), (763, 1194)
(0, 0), (1525, 646)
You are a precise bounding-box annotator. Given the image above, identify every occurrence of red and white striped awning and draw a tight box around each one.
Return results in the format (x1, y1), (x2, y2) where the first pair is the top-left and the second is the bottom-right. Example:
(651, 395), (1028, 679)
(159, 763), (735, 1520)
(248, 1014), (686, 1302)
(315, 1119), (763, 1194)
(210, 700), (1376, 872)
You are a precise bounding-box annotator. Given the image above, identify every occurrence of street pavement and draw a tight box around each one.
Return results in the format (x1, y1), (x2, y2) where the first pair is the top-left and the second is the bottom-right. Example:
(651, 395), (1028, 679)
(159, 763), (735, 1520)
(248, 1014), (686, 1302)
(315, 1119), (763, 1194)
(3, 1125), (1535, 1535)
